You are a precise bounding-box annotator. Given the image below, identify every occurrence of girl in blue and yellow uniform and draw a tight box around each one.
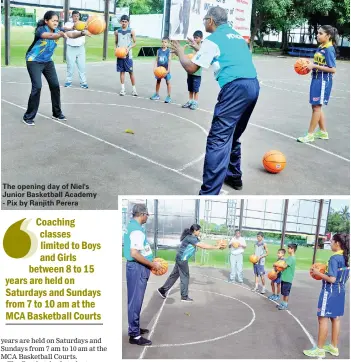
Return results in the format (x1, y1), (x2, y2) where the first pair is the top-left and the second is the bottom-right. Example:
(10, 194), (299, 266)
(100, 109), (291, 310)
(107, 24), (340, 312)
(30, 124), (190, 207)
(23, 11), (90, 126)
(304, 233), (349, 358)
(297, 26), (338, 143)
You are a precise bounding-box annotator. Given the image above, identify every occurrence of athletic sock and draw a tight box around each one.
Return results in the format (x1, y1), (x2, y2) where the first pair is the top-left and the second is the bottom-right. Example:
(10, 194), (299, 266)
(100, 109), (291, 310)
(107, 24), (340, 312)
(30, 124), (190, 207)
(132, 85), (136, 91)
(121, 84), (125, 90)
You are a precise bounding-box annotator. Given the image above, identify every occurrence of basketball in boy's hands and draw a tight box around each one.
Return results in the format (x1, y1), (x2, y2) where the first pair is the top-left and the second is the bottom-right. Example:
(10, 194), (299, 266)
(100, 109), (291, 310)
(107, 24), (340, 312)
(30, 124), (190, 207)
(294, 58), (311, 75)
(275, 260), (287, 272)
(74, 21), (86, 31)
(154, 66), (167, 79)
(249, 254), (259, 264)
(87, 15), (106, 35)
(310, 263), (327, 280)
(232, 241), (239, 248)
(268, 270), (278, 281)
(115, 47), (128, 58)
(262, 150), (286, 174)
(151, 258), (168, 276)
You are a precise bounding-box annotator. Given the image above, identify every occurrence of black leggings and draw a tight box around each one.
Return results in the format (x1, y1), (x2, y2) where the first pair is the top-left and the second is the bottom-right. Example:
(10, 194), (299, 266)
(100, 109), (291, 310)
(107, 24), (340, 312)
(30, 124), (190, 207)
(23, 61), (62, 121)
(160, 259), (190, 298)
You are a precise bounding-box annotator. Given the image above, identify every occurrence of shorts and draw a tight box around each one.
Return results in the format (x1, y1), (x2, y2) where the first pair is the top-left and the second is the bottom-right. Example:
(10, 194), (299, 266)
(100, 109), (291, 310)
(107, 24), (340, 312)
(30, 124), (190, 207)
(187, 74), (201, 93)
(281, 281), (292, 296)
(117, 57), (133, 73)
(253, 264), (265, 276)
(309, 77), (333, 105)
(317, 287), (346, 318)
(274, 273), (282, 284)
(155, 73), (171, 81)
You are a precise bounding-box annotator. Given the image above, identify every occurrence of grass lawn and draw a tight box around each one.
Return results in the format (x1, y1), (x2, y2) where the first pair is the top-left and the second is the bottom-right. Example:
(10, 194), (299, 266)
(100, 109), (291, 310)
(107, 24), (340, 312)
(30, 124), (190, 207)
(2, 26), (275, 67)
(154, 240), (332, 271)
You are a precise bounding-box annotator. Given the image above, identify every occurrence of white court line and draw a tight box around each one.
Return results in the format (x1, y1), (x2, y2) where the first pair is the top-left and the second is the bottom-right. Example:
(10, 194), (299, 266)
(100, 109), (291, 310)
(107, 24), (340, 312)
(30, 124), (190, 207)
(191, 271), (316, 347)
(146, 288), (256, 349)
(139, 286), (173, 359)
(2, 81), (350, 163)
(177, 153), (205, 171)
(260, 80), (348, 99)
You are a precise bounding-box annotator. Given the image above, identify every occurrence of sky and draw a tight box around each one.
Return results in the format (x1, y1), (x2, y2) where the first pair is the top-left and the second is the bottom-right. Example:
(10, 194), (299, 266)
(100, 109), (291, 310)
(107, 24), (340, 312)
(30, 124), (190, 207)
(330, 199), (349, 212)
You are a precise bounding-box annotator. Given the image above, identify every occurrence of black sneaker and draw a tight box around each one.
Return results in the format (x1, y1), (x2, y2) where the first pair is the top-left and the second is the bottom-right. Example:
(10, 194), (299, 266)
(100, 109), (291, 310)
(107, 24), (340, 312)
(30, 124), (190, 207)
(52, 114), (67, 121)
(22, 119), (35, 126)
(224, 177), (243, 190)
(129, 336), (152, 346)
(181, 296), (193, 302)
(157, 288), (167, 299)
(140, 328), (149, 335)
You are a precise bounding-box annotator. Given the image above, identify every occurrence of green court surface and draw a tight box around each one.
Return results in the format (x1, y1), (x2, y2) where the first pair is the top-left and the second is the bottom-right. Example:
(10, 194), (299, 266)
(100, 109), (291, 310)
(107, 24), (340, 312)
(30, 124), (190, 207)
(155, 240), (332, 270)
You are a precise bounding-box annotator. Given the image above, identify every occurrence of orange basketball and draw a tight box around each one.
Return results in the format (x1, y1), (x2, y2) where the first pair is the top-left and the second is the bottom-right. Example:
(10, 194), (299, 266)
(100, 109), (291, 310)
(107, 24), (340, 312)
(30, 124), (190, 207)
(115, 47), (128, 58)
(268, 270), (278, 281)
(154, 66), (168, 79)
(249, 254), (259, 264)
(294, 58), (311, 75)
(151, 257), (168, 276)
(262, 150), (286, 174)
(87, 15), (106, 35)
(186, 53), (194, 59)
(232, 241), (239, 248)
(275, 260), (287, 272)
(216, 239), (228, 249)
(310, 263), (327, 280)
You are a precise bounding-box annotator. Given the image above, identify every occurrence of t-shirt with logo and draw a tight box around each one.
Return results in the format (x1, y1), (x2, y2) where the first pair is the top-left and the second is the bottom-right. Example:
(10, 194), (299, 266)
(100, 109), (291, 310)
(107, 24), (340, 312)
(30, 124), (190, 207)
(323, 251), (349, 292)
(254, 242), (266, 265)
(123, 219), (153, 262)
(312, 41), (336, 80)
(176, 235), (199, 261)
(191, 23), (257, 88)
(26, 25), (63, 62)
(157, 48), (171, 70)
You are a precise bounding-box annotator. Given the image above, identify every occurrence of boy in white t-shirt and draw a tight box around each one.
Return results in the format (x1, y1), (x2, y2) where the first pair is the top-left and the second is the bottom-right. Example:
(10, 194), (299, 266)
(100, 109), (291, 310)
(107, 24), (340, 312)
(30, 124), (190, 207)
(228, 229), (246, 283)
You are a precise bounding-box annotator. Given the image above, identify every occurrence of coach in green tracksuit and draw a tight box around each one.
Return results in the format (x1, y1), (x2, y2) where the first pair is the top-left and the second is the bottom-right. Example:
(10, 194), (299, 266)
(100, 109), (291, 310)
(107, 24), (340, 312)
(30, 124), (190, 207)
(171, 6), (260, 194)
(124, 204), (161, 346)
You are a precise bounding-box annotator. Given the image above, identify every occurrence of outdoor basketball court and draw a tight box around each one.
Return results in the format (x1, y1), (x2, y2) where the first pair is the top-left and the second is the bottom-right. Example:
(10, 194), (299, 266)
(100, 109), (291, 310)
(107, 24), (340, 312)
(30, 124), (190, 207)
(2, 55), (350, 208)
(122, 262), (350, 359)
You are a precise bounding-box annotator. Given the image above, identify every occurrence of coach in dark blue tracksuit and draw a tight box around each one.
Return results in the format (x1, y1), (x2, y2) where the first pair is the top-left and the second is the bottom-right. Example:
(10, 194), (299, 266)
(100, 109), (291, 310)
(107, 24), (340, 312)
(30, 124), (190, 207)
(171, 6), (260, 194)
(123, 204), (161, 346)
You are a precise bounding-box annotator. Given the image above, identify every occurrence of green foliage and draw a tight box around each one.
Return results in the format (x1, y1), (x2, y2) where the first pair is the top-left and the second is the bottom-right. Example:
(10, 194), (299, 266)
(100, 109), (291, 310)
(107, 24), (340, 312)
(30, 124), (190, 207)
(117, 0), (164, 14)
(327, 207), (350, 233)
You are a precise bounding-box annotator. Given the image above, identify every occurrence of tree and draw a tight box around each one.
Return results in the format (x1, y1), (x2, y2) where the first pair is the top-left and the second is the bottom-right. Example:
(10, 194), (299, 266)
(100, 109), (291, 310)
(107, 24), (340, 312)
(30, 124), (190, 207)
(327, 207), (350, 233)
(117, 0), (164, 14)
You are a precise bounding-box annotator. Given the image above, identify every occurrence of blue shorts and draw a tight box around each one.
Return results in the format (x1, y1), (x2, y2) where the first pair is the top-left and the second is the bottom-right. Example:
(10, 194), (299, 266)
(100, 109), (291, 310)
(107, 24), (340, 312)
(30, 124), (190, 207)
(187, 74), (201, 93)
(310, 77), (333, 105)
(253, 264), (265, 276)
(117, 57), (133, 73)
(155, 73), (171, 81)
(317, 287), (346, 318)
(274, 273), (282, 284)
(281, 281), (292, 296)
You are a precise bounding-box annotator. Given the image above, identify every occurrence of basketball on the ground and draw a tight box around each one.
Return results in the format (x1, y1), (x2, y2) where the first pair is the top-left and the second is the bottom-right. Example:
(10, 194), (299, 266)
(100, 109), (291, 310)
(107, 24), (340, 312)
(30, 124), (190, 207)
(115, 47), (128, 58)
(310, 263), (327, 280)
(268, 270), (278, 281)
(249, 254), (259, 264)
(294, 58), (311, 75)
(275, 260), (287, 272)
(87, 15), (106, 35)
(232, 241), (239, 248)
(74, 21), (86, 31)
(151, 257), (168, 276)
(154, 66), (168, 79)
(262, 150), (286, 174)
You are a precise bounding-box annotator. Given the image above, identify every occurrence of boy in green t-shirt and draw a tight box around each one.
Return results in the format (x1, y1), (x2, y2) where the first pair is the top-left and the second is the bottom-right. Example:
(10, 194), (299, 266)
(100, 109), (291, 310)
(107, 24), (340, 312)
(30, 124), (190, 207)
(275, 243), (297, 310)
(182, 30), (203, 110)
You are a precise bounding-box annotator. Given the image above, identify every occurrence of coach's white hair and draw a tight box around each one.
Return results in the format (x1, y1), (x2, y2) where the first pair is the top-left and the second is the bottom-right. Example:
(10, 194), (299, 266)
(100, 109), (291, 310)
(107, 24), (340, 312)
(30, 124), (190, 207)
(207, 6), (228, 25)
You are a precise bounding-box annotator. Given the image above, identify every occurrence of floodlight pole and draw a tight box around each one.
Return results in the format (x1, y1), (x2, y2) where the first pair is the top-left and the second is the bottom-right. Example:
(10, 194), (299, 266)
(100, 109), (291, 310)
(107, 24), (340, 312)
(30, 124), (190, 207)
(312, 199), (324, 264)
(163, 0), (171, 38)
(281, 199), (289, 248)
(238, 199), (244, 232)
(4, 0), (10, 65)
(63, 0), (69, 62)
(195, 199), (200, 224)
(103, 0), (110, 60)
(153, 199), (159, 257)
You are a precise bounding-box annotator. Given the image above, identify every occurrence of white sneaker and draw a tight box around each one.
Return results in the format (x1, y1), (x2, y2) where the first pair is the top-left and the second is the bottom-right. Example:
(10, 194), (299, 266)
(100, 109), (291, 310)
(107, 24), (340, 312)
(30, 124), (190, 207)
(132, 89), (138, 96)
(251, 286), (258, 292)
(260, 287), (266, 294)
(120, 89), (126, 96)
